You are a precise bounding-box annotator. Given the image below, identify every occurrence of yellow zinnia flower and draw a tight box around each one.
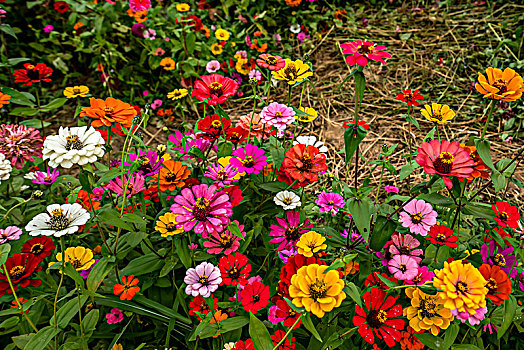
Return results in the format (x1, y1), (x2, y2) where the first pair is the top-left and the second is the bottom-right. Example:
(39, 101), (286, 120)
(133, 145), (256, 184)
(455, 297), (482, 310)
(215, 29), (230, 41)
(63, 86), (89, 99)
(49, 246), (95, 272)
(420, 103), (455, 123)
(475, 67), (524, 102)
(235, 59), (249, 75)
(155, 212), (183, 237)
(296, 231), (327, 257)
(433, 260), (488, 315)
(289, 264), (346, 318)
(167, 88), (189, 100)
(297, 107), (318, 123)
(404, 287), (454, 336)
(272, 59), (313, 85)
(210, 43), (223, 55)
(176, 3), (190, 12)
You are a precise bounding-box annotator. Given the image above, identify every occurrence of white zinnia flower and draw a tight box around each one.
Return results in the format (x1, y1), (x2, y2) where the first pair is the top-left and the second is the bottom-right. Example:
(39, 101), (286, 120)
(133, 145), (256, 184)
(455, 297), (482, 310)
(290, 24), (301, 34)
(24, 172), (38, 180)
(223, 343), (236, 350)
(274, 190), (301, 210)
(25, 203), (91, 237)
(43, 126), (105, 168)
(0, 152), (12, 183)
(293, 135), (329, 154)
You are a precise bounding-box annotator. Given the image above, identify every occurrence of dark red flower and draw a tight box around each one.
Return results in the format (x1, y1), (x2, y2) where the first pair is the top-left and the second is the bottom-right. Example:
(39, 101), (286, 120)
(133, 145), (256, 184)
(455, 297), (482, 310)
(271, 330), (295, 350)
(21, 237), (55, 259)
(364, 272), (398, 290)
(485, 227), (512, 247)
(273, 298), (302, 328)
(13, 63), (53, 87)
(343, 119), (369, 130)
(426, 224), (458, 248)
(240, 281), (270, 313)
(492, 201), (520, 229)
(219, 252), (251, 286)
(278, 145), (327, 187)
(223, 185), (243, 207)
(54, 1), (69, 13)
(395, 89), (424, 107)
(0, 254), (43, 297)
(226, 126), (248, 145)
(197, 114), (231, 141)
(192, 74), (239, 106)
(179, 15), (203, 31)
(276, 254), (325, 300)
(182, 177), (201, 190)
(189, 295), (218, 321)
(233, 339), (255, 350)
(10, 297), (29, 314)
(353, 288), (405, 347)
(197, 0), (211, 10)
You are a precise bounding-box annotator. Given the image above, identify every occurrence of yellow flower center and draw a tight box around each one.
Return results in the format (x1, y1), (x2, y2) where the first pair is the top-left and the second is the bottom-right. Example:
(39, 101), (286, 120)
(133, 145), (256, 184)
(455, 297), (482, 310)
(357, 44), (375, 55)
(242, 156), (255, 167)
(411, 211), (423, 224)
(283, 197), (293, 205)
(73, 88), (81, 94)
(493, 253), (506, 267)
(309, 279), (327, 301)
(485, 278), (498, 294)
(9, 265), (25, 280)
(199, 275), (208, 284)
(209, 82), (223, 94)
(499, 212), (509, 221)
(419, 296), (438, 318)
(398, 263), (407, 272)
(493, 79), (507, 94)
(65, 134), (83, 151)
(30, 243), (44, 255)
(275, 111), (282, 117)
(265, 56), (278, 65)
(219, 233), (233, 247)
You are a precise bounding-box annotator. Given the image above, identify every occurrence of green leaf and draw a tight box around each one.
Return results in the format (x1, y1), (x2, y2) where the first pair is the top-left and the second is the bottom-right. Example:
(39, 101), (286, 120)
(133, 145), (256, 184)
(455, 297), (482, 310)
(496, 158), (515, 177)
(189, 319), (218, 340)
(0, 87), (35, 106)
(174, 238), (192, 269)
(23, 326), (60, 350)
(40, 98), (67, 112)
(354, 71), (366, 102)
(347, 198), (372, 241)
(62, 262), (85, 287)
(0, 24), (17, 39)
(406, 114), (420, 130)
(369, 215), (396, 251)
(462, 202), (494, 220)
(492, 170), (506, 192)
(97, 208), (133, 232)
(249, 312), (273, 350)
(119, 253), (163, 277)
(87, 257), (115, 292)
(474, 139), (495, 170)
(423, 127), (436, 142)
(185, 32), (196, 54)
(82, 309), (99, 334)
(219, 316), (249, 333)
(343, 123), (367, 165)
(95, 167), (125, 185)
(11, 107), (39, 117)
(302, 313), (322, 342)
(443, 323), (459, 349)
(400, 162), (420, 181)
(452, 346), (482, 350)
(400, 32), (412, 41)
(497, 294), (517, 339)
(417, 193), (455, 207)
(344, 282), (362, 308)
(258, 181), (289, 192)
(0, 243), (11, 265)
(376, 273), (399, 288)
(415, 333), (445, 350)
(228, 221), (244, 240)
(283, 297), (305, 313)
(323, 258), (345, 273)
(50, 296), (88, 328)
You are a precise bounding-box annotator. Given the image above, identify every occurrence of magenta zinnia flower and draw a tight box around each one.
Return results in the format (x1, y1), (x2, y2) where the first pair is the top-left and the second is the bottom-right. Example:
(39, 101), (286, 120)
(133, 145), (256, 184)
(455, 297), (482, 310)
(480, 241), (518, 278)
(168, 130), (212, 161)
(0, 226), (23, 244)
(230, 144), (267, 175)
(388, 232), (423, 264)
(170, 184), (233, 238)
(268, 211), (313, 250)
(106, 307), (124, 324)
(204, 159), (239, 186)
(340, 40), (392, 67)
(315, 192), (345, 215)
(32, 167), (59, 185)
(415, 140), (475, 189)
(128, 0), (151, 12)
(0, 124), (43, 169)
(203, 220), (245, 255)
(184, 261), (222, 297)
(125, 150), (163, 177)
(387, 254), (418, 281)
(260, 102), (295, 131)
(398, 199), (437, 236)
(105, 172), (146, 198)
(403, 266), (434, 285)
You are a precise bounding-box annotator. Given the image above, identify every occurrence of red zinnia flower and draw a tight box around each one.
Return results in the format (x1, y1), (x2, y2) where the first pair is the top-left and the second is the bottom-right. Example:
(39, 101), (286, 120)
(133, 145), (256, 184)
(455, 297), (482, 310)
(485, 227), (512, 247)
(395, 89), (424, 107)
(0, 254), (43, 297)
(223, 185), (243, 207)
(342, 119), (369, 130)
(274, 298), (302, 328)
(492, 201), (520, 229)
(113, 275), (140, 300)
(276, 254), (325, 300)
(189, 295), (218, 321)
(192, 74), (239, 106)
(240, 281), (270, 313)
(54, 1), (69, 13)
(479, 264), (512, 305)
(197, 114), (232, 141)
(13, 63), (53, 87)
(10, 297), (29, 314)
(233, 339), (255, 350)
(271, 330), (296, 350)
(364, 272), (398, 290)
(353, 288), (405, 347)
(426, 224), (457, 248)
(415, 140), (475, 189)
(219, 252), (251, 286)
(179, 15), (203, 31)
(226, 126), (248, 145)
(278, 145), (327, 187)
(21, 236), (56, 259)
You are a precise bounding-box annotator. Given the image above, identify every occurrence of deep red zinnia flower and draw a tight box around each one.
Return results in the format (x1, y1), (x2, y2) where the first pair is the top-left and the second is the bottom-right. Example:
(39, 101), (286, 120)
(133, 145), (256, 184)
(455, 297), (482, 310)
(219, 252), (251, 286)
(343, 119), (370, 130)
(13, 63), (53, 87)
(492, 201), (520, 229)
(395, 89), (424, 107)
(274, 298), (302, 328)
(240, 281), (270, 314)
(0, 254), (43, 297)
(276, 254), (325, 300)
(278, 144), (327, 188)
(271, 330), (296, 350)
(353, 287), (405, 347)
(233, 339), (255, 350)
(479, 264), (512, 306)
(197, 113), (232, 141)
(21, 236), (56, 259)
(485, 227), (512, 247)
(364, 272), (398, 290)
(188, 295), (218, 321)
(179, 15), (203, 31)
(54, 1), (70, 13)
(192, 75), (239, 106)
(426, 224), (457, 248)
(226, 126), (248, 145)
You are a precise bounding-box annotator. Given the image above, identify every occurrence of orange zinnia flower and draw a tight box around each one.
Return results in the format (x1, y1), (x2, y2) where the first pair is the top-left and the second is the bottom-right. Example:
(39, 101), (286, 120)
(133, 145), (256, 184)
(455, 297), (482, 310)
(460, 144), (489, 181)
(209, 310), (228, 338)
(155, 160), (190, 191)
(399, 326), (424, 350)
(475, 67), (524, 102)
(80, 97), (136, 129)
(160, 58), (176, 71)
(113, 275), (140, 300)
(0, 92), (11, 107)
(479, 264), (512, 305)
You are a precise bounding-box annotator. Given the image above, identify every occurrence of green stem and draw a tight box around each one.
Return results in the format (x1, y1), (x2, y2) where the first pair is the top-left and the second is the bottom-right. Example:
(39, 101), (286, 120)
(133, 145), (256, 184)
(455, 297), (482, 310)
(54, 237), (66, 350)
(272, 313), (302, 350)
(298, 84), (305, 109)
(481, 101), (496, 140)
(287, 84), (292, 105)
(374, 164), (384, 204)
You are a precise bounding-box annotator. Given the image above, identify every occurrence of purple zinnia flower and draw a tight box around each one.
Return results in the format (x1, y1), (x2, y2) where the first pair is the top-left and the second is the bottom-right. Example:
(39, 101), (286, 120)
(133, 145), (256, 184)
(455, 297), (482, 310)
(32, 167), (59, 185)
(480, 241), (518, 278)
(388, 254), (418, 281)
(43, 25), (54, 33)
(170, 184), (233, 238)
(268, 211), (313, 250)
(315, 192), (345, 215)
(204, 158), (239, 187)
(184, 261), (222, 297)
(277, 248), (298, 264)
(384, 185), (399, 193)
(230, 144), (267, 175)
(168, 130), (213, 161)
(398, 199), (437, 236)
(80, 258), (99, 279)
(389, 232), (423, 264)
(0, 226), (22, 244)
(125, 150), (163, 176)
(132, 23), (146, 38)
(260, 102), (296, 131)
(452, 307), (487, 326)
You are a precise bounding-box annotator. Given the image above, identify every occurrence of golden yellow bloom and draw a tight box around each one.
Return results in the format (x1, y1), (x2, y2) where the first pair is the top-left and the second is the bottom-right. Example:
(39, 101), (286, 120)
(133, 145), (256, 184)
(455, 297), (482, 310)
(433, 260), (488, 315)
(235, 59), (250, 75)
(49, 247), (95, 272)
(63, 86), (89, 99)
(167, 88), (189, 100)
(176, 3), (190, 12)
(215, 29), (230, 41)
(289, 264), (345, 318)
(210, 43), (223, 55)
(272, 59), (313, 85)
(111, 344), (123, 350)
(475, 67), (524, 102)
(297, 107), (318, 123)
(296, 231), (327, 257)
(155, 212), (183, 237)
(160, 58), (176, 71)
(344, 261), (359, 275)
(420, 103), (455, 123)
(404, 287), (454, 336)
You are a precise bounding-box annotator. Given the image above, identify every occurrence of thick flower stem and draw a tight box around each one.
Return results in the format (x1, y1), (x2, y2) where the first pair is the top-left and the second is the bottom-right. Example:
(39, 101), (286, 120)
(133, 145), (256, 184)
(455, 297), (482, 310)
(247, 86), (258, 144)
(272, 313), (302, 350)
(54, 237), (66, 350)
(480, 101), (495, 140)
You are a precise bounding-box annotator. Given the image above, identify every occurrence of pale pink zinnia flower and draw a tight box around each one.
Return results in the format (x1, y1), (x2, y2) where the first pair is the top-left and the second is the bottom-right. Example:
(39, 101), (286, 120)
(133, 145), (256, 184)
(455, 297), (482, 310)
(260, 102), (295, 131)
(452, 307), (487, 326)
(340, 40), (391, 67)
(0, 226), (23, 244)
(398, 199), (437, 236)
(206, 60), (221, 73)
(0, 124), (43, 169)
(184, 261), (222, 297)
(388, 232), (423, 263)
(203, 220), (245, 255)
(106, 307), (123, 324)
(105, 172), (146, 198)
(315, 192), (345, 215)
(128, 0), (151, 12)
(387, 254), (418, 281)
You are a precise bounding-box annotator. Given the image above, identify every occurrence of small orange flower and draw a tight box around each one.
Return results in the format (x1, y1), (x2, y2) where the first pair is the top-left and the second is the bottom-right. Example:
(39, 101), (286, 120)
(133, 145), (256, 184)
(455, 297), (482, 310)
(73, 22), (83, 30)
(475, 67), (524, 102)
(76, 190), (101, 211)
(160, 58), (176, 71)
(344, 261), (360, 275)
(460, 144), (489, 181)
(80, 97), (136, 129)
(0, 92), (11, 107)
(113, 275), (140, 300)
(155, 160), (191, 191)
(285, 0), (302, 6)
(97, 64), (104, 72)
(209, 310), (228, 338)
(134, 10), (148, 23)
(126, 8), (137, 17)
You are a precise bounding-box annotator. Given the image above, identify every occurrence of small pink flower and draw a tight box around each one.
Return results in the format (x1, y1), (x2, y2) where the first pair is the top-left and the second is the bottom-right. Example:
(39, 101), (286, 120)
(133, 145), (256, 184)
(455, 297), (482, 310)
(128, 0), (151, 12)
(403, 266), (434, 285)
(340, 40), (391, 67)
(106, 307), (123, 324)
(268, 305), (286, 324)
(0, 226), (23, 244)
(188, 243), (198, 249)
(315, 192), (345, 215)
(249, 69), (262, 81)
(260, 102), (295, 131)
(43, 25), (54, 33)
(93, 187), (104, 200)
(154, 48), (165, 56)
(384, 185), (399, 193)
(452, 307), (487, 326)
(203, 220), (245, 255)
(151, 99), (162, 110)
(184, 262), (222, 297)
(32, 167), (60, 185)
(206, 60), (221, 73)
(387, 254), (418, 281)
(143, 28), (156, 40)
(398, 199), (437, 236)
(143, 90), (149, 96)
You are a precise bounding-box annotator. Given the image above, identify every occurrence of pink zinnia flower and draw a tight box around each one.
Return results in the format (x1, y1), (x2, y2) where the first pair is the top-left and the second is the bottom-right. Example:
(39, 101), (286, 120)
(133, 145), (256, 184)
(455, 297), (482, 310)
(315, 192), (345, 215)
(203, 220), (245, 255)
(340, 40), (391, 67)
(230, 144), (267, 175)
(398, 199), (437, 236)
(191, 74), (239, 106)
(105, 172), (146, 198)
(170, 184), (233, 238)
(257, 54), (285, 71)
(388, 232), (423, 264)
(249, 69), (262, 81)
(124, 150), (164, 177)
(106, 307), (123, 324)
(43, 25), (54, 33)
(415, 140), (475, 189)
(387, 255), (418, 281)
(184, 261), (222, 297)
(403, 266), (434, 285)
(0, 124), (43, 169)
(128, 0), (151, 12)
(268, 211), (313, 250)
(206, 60), (221, 73)
(204, 160), (239, 186)
(153, 48), (165, 56)
(32, 167), (60, 185)
(260, 102), (295, 131)
(384, 185), (399, 193)
(151, 99), (162, 110)
(93, 187), (104, 201)
(168, 130), (212, 161)
(143, 28), (156, 40)
(0, 226), (23, 244)
(452, 307), (487, 326)
(277, 248), (297, 264)
(268, 305), (286, 324)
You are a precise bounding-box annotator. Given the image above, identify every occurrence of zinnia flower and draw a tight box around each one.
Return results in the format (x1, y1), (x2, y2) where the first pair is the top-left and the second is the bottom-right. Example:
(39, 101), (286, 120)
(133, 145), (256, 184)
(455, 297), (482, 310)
(384, 185), (399, 193)
(125, 150), (163, 177)
(129, 0), (151, 12)
(13, 63), (53, 86)
(206, 60), (221, 73)
(63, 86), (89, 98)
(192, 74), (239, 105)
(459, 144), (489, 181)
(451, 306), (487, 326)
(203, 221), (245, 255)
(388, 232), (424, 264)
(236, 112), (273, 140)
(268, 211), (313, 250)
(198, 113), (232, 141)
(257, 54), (285, 71)
(0, 226), (22, 244)
(289, 264), (346, 318)
(113, 275), (140, 300)
(404, 287), (453, 336)
(240, 281), (270, 313)
(219, 253), (251, 286)
(168, 130), (213, 161)
(260, 102), (296, 131)
(296, 107), (318, 123)
(271, 59), (312, 85)
(420, 103), (455, 123)
(415, 140), (475, 189)
(105, 172), (145, 198)
(189, 295), (216, 320)
(492, 200), (520, 229)
(271, 330), (296, 350)
(398, 199), (438, 236)
(475, 67), (524, 102)
(296, 231), (326, 257)
(277, 254), (324, 299)
(21, 236), (55, 259)
(32, 167), (60, 185)
(205, 157), (241, 186)
(399, 327), (425, 350)
(184, 262), (222, 297)
(167, 88), (189, 100)
(25, 203), (91, 237)
(315, 192), (345, 215)
(230, 144), (267, 174)
(426, 224), (457, 248)
(273, 190), (301, 210)
(0, 92), (11, 107)
(278, 144), (327, 187)
(106, 307), (124, 324)
(479, 264), (512, 305)
(388, 255), (419, 281)
(80, 258), (98, 279)
(215, 28), (230, 41)
(396, 89), (424, 107)
(480, 240), (518, 278)
(340, 40), (391, 67)
(404, 266), (434, 286)
(49, 246), (95, 272)
(0, 254), (42, 297)
(269, 298), (302, 328)
(155, 212), (183, 237)
(155, 159), (190, 191)
(0, 124), (43, 169)
(80, 97), (136, 129)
